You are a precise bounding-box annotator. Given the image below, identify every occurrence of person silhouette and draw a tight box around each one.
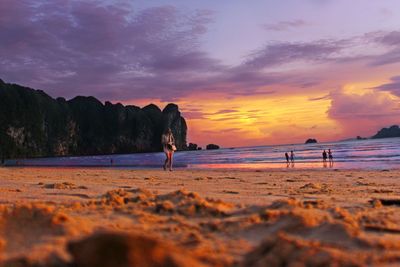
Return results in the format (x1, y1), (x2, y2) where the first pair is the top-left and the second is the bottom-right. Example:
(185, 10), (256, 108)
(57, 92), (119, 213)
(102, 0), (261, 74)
(290, 151), (295, 163)
(161, 128), (176, 171)
(322, 150), (327, 162)
(285, 152), (289, 163)
(328, 149), (333, 167)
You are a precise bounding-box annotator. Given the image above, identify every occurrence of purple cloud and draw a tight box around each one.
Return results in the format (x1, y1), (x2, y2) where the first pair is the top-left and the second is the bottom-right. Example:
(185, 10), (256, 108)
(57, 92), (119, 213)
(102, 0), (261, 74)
(365, 31), (400, 66)
(0, 1), (223, 99)
(263, 19), (309, 31)
(2, 1), (400, 104)
(374, 76), (400, 97)
(369, 49), (400, 66)
(212, 109), (239, 115)
(242, 41), (343, 70)
(181, 110), (206, 120)
(308, 94), (330, 101)
(373, 31), (400, 46)
(0, 0), (351, 102)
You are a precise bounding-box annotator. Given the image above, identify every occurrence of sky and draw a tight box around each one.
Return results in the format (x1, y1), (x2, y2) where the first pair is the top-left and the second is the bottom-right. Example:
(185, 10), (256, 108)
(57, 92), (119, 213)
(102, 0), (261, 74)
(1, 0), (400, 147)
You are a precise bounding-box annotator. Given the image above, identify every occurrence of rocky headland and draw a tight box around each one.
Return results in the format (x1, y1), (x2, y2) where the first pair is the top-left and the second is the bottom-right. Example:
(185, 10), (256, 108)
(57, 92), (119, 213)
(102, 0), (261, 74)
(372, 125), (400, 139)
(0, 79), (187, 159)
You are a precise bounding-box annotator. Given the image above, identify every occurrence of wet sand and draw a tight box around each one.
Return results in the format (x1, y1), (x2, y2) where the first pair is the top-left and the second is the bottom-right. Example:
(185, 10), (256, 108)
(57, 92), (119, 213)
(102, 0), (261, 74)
(0, 167), (399, 266)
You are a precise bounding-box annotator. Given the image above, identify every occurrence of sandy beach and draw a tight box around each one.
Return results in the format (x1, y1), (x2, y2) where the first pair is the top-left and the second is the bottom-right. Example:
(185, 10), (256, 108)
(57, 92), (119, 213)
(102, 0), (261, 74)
(0, 167), (399, 266)
(3, 0), (400, 266)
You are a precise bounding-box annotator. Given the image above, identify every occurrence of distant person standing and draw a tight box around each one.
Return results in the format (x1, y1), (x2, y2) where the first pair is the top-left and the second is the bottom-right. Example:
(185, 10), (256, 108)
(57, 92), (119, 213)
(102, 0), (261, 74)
(161, 128), (176, 171)
(290, 151), (295, 163)
(328, 149), (333, 165)
(322, 150), (327, 162)
(285, 152), (289, 163)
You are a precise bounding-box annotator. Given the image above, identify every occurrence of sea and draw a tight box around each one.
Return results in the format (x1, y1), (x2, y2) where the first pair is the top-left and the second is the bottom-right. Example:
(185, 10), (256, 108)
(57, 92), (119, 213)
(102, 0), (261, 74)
(5, 137), (400, 170)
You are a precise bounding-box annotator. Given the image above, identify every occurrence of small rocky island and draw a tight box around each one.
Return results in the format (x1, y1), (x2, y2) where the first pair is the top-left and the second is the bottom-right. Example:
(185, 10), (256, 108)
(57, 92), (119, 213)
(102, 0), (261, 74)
(206, 144), (220, 150)
(305, 138), (318, 144)
(187, 143), (202, 151)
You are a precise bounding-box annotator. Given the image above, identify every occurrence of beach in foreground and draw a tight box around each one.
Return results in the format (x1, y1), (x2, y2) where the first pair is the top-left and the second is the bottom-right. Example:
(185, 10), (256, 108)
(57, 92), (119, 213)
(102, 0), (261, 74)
(0, 167), (399, 266)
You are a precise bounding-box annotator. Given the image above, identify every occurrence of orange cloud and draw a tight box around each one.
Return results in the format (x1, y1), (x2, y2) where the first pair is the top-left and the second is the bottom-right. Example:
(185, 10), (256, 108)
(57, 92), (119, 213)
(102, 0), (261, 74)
(328, 82), (400, 138)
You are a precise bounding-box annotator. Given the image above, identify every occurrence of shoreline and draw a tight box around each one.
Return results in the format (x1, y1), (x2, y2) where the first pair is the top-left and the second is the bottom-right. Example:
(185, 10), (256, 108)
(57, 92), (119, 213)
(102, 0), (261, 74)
(2, 164), (400, 171)
(3, 137), (399, 171)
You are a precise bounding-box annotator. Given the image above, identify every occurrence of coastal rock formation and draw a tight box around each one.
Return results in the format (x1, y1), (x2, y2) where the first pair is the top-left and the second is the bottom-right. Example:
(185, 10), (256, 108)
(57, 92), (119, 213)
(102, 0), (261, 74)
(188, 143), (198, 151)
(372, 125), (400, 139)
(305, 138), (317, 144)
(206, 144), (220, 150)
(0, 79), (187, 158)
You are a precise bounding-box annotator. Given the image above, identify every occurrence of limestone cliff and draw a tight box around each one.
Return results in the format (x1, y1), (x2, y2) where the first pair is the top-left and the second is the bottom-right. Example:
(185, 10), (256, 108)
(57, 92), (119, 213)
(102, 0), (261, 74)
(0, 79), (187, 159)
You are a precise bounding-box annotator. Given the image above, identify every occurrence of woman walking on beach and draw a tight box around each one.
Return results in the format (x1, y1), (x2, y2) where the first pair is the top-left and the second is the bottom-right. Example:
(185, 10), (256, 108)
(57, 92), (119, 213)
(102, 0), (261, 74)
(161, 128), (176, 171)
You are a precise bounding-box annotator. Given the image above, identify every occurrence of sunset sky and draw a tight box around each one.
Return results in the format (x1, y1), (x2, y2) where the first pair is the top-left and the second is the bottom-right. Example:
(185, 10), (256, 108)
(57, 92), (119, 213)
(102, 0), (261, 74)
(1, 0), (400, 147)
